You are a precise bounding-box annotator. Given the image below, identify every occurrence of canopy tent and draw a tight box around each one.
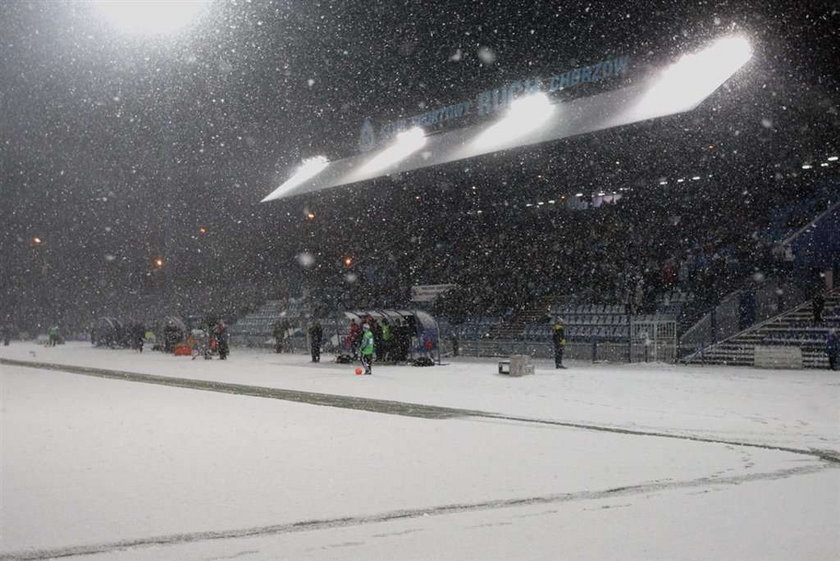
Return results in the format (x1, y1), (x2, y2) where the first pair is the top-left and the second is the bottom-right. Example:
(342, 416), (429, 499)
(91, 317), (124, 347)
(325, 309), (439, 362)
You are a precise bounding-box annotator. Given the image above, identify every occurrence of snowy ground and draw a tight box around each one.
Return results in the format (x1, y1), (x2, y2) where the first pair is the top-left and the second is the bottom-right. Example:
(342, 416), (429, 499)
(1, 342), (838, 560)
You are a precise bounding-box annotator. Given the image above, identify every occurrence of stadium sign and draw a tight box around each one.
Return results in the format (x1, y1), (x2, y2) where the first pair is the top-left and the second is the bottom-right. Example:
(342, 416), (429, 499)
(358, 54), (630, 152)
(410, 284), (458, 302)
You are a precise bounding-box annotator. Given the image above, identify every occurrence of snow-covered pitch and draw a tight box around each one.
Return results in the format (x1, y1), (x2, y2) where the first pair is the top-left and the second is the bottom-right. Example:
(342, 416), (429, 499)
(1, 342), (838, 560)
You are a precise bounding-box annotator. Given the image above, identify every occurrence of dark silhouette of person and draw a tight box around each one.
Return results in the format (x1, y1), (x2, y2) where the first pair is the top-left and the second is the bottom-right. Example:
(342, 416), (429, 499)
(308, 320), (323, 362)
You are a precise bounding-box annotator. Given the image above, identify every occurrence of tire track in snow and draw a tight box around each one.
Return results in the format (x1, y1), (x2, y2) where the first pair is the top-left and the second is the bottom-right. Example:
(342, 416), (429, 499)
(0, 464), (832, 560)
(3, 357), (838, 464)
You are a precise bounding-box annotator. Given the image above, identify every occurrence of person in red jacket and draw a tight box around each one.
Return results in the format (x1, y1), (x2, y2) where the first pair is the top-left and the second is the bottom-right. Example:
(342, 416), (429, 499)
(348, 319), (361, 359)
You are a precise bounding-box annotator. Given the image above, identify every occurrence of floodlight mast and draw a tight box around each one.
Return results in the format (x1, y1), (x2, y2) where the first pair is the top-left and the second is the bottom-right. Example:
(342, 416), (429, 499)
(262, 35), (753, 203)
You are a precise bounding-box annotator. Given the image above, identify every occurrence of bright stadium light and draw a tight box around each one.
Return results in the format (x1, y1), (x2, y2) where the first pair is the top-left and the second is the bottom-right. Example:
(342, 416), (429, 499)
(636, 36), (752, 115)
(94, 0), (210, 35)
(261, 156), (329, 202)
(474, 93), (555, 149)
(360, 127), (427, 174)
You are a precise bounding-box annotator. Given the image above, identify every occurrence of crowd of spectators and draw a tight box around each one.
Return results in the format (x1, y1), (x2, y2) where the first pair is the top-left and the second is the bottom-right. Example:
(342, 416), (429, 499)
(291, 173), (836, 328)
(4, 166), (835, 338)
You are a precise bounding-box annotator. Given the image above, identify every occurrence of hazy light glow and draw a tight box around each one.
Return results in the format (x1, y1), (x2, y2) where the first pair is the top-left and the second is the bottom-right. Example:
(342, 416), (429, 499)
(262, 156), (329, 202)
(95, 1), (209, 35)
(637, 36), (753, 115)
(360, 127), (427, 174)
(473, 93), (555, 149)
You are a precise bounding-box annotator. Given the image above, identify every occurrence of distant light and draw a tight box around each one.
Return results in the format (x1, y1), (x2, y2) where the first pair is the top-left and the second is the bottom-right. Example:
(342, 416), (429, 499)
(526, 203), (534, 207)
(677, 178), (685, 183)
(94, 0), (210, 35)
(262, 156), (329, 202)
(597, 192), (605, 197)
(828, 156), (839, 162)
(306, 212), (316, 220)
(360, 127), (426, 174)
(636, 36), (753, 115)
(474, 93), (555, 149)
(343, 256), (353, 267)
(152, 257), (164, 269)
(575, 193), (583, 197)
(692, 176), (701, 180)
(802, 164), (813, 169)
(548, 200), (556, 204)
(537, 201), (545, 205)
(659, 180), (668, 185)
(820, 163), (829, 167)
(198, 226), (207, 234)
(32, 236), (43, 245)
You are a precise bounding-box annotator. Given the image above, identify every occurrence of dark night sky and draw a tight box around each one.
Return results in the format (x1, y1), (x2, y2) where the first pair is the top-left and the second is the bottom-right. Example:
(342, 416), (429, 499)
(0, 0), (838, 324)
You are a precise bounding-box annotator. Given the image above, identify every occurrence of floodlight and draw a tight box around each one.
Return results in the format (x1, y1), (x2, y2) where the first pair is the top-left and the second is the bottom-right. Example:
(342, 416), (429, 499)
(635, 36), (752, 115)
(262, 156), (329, 202)
(360, 127), (426, 174)
(260, 36), (753, 202)
(473, 93), (555, 149)
(94, 0), (209, 35)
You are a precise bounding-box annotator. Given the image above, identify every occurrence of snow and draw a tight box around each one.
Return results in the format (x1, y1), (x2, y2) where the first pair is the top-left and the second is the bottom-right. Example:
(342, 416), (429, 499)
(1, 342), (839, 560)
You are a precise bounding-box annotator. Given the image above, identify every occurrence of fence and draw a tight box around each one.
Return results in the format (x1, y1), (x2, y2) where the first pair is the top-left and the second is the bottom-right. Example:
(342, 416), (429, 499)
(446, 315), (676, 363)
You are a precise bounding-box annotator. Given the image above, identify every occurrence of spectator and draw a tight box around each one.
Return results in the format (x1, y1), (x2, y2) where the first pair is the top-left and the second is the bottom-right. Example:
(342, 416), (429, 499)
(813, 291), (825, 325)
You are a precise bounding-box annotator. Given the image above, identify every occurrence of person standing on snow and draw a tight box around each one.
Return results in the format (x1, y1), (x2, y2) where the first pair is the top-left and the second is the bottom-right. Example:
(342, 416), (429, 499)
(348, 319), (362, 359)
(552, 319), (566, 369)
(360, 323), (375, 375)
(48, 325), (59, 347)
(380, 318), (392, 362)
(308, 319), (323, 363)
(214, 320), (229, 360)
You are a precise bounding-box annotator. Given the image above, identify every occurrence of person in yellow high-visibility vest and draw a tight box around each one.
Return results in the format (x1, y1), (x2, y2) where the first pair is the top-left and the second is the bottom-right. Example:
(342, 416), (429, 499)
(552, 320), (566, 369)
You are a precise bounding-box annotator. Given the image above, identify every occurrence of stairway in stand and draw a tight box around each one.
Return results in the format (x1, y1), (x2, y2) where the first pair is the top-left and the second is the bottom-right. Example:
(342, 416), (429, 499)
(484, 296), (555, 340)
(683, 287), (840, 368)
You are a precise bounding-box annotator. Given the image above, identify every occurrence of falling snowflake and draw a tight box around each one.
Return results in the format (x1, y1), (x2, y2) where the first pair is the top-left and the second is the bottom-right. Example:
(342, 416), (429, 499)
(478, 46), (497, 65)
